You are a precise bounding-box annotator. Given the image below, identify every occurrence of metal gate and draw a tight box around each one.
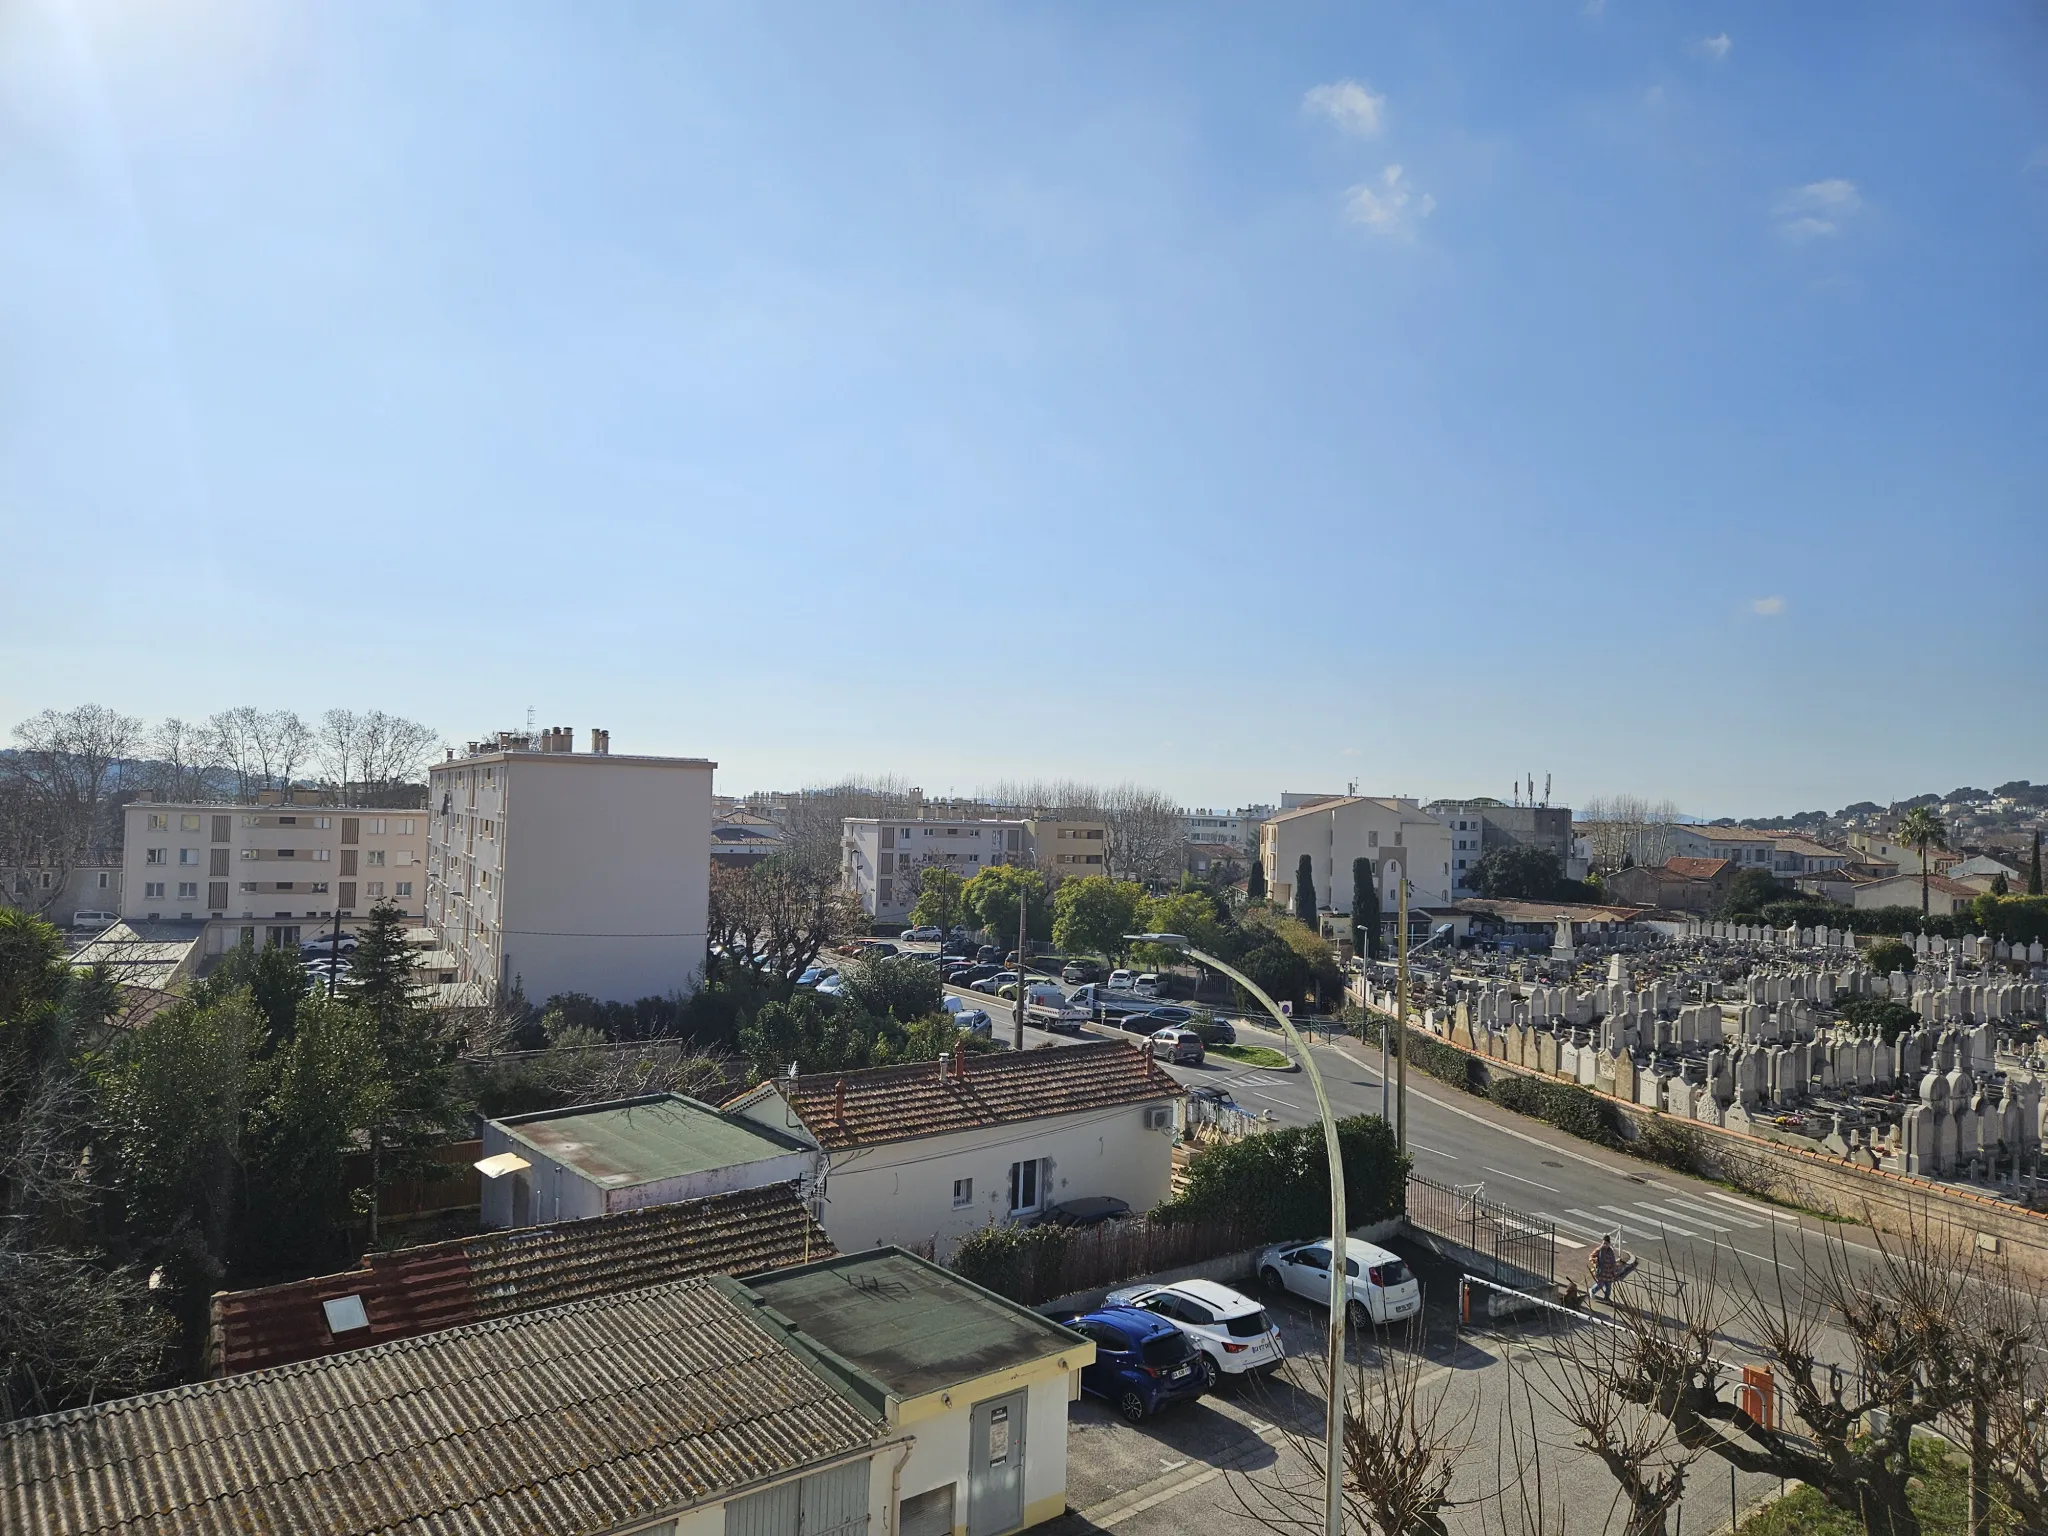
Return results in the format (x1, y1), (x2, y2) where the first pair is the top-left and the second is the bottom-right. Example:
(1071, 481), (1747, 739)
(1405, 1172), (1556, 1287)
(726, 1460), (871, 1536)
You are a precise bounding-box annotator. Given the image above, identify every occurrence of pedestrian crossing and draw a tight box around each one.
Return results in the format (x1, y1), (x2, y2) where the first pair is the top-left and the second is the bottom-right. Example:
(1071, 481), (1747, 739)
(1537, 1191), (1801, 1249)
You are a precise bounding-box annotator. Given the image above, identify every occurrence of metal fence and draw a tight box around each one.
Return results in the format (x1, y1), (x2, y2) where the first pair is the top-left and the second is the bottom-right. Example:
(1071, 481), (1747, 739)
(1404, 1172), (1557, 1287)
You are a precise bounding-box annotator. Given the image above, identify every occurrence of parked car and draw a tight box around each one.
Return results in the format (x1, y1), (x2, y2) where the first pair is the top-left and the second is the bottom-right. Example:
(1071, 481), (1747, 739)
(1255, 1239), (1422, 1328)
(1060, 1305), (1208, 1422)
(953, 1008), (993, 1036)
(797, 964), (837, 987)
(975, 971), (1019, 997)
(848, 940), (898, 958)
(299, 934), (358, 955)
(1149, 1027), (1205, 1066)
(816, 973), (848, 997)
(1035, 1196), (1132, 1228)
(942, 938), (977, 958)
(901, 926), (942, 942)
(1133, 973), (1165, 999)
(951, 964), (998, 988)
(70, 910), (119, 932)
(1060, 959), (1102, 985)
(1185, 1015), (1237, 1046)
(976, 944), (1001, 964)
(1103, 1279), (1285, 1389)
(1107, 969), (1136, 991)
(1134, 1005), (1194, 1026)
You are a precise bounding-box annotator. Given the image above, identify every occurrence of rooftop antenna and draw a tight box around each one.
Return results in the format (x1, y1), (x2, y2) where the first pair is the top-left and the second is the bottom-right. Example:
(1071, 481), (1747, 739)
(524, 704), (535, 734)
(1544, 773), (1551, 808)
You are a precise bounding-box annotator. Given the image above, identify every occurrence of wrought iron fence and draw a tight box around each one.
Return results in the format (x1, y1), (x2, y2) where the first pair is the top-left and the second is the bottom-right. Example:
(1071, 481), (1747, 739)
(1404, 1171), (1556, 1287)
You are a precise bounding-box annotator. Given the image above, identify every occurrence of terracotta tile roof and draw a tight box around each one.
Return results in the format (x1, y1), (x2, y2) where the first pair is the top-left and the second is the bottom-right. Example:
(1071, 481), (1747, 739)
(738, 1040), (1182, 1151)
(4, 1278), (877, 1536)
(208, 1181), (831, 1377)
(1664, 857), (1733, 880)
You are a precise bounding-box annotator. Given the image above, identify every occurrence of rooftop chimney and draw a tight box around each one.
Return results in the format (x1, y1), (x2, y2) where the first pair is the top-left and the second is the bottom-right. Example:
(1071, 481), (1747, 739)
(590, 728), (610, 755)
(834, 1077), (846, 1121)
(953, 1041), (967, 1079)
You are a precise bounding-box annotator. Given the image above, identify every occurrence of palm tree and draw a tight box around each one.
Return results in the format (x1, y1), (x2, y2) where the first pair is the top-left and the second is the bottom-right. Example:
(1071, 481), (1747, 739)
(1895, 805), (1948, 920)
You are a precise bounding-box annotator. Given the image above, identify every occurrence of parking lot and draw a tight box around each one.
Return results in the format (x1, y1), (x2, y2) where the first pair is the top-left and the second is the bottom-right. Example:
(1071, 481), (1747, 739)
(1045, 1239), (1785, 1536)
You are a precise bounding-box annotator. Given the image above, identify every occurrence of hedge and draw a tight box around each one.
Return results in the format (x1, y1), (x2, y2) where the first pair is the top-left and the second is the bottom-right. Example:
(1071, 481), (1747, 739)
(1487, 1075), (1624, 1148)
(1154, 1113), (1409, 1242)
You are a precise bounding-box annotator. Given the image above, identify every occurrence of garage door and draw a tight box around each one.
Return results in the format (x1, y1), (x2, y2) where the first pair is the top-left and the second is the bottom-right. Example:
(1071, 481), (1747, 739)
(726, 1460), (871, 1536)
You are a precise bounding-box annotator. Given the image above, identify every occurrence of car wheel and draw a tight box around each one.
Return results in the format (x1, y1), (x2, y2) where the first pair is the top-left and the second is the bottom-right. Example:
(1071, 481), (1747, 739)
(1198, 1354), (1222, 1391)
(1259, 1266), (1284, 1294)
(1346, 1300), (1370, 1332)
(1117, 1390), (1149, 1423)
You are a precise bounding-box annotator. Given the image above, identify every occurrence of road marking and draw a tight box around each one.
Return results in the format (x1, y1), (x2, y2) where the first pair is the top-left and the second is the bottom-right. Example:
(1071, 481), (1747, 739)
(1726, 1245), (1801, 1272)
(1242, 1090), (1293, 1106)
(1636, 1200), (1730, 1232)
(1483, 1166), (1561, 1194)
(1410, 1143), (1458, 1160)
(1566, 1208), (1621, 1238)
(1662, 1194), (1763, 1228)
(1602, 1203), (1699, 1238)
(1538, 1211), (1606, 1242)
(1693, 1188), (1800, 1224)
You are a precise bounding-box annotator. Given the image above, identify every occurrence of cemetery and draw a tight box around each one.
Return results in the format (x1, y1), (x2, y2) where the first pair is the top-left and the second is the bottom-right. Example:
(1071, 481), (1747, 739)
(1361, 918), (2048, 1200)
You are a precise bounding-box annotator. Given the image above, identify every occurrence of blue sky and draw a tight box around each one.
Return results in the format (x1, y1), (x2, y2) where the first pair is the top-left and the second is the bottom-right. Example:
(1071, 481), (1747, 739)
(4, 1), (2043, 818)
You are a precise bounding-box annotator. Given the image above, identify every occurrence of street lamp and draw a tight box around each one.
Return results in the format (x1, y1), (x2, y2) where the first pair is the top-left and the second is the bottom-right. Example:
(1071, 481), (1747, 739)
(1129, 933), (1348, 1536)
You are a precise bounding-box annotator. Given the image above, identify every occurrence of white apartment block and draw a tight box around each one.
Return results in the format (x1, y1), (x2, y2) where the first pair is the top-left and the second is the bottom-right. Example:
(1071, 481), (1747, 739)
(121, 798), (428, 953)
(1259, 796), (1455, 917)
(843, 816), (1026, 920)
(425, 729), (714, 1007)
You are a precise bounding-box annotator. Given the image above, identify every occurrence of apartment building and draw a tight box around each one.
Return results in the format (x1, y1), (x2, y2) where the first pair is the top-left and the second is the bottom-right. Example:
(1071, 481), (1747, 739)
(425, 729), (714, 1006)
(1179, 806), (1268, 854)
(121, 797), (428, 954)
(1025, 817), (1108, 882)
(1424, 800), (1576, 897)
(1259, 796), (1455, 918)
(842, 816), (1025, 920)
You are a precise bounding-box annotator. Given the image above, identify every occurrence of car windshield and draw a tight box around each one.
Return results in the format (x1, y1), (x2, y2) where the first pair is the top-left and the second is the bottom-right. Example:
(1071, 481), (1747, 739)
(1224, 1309), (1271, 1338)
(1140, 1332), (1193, 1368)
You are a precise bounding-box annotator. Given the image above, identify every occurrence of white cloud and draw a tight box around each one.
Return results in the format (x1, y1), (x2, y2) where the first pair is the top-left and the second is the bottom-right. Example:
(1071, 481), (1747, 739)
(1304, 79), (1386, 137)
(1582, 0), (1606, 19)
(1774, 179), (1861, 243)
(1345, 164), (1434, 234)
(1751, 596), (1786, 616)
(1695, 33), (1732, 61)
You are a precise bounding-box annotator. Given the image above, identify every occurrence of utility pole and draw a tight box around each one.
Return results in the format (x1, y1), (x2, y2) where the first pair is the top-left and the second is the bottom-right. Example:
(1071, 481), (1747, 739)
(1013, 886), (1028, 1050)
(1396, 872), (1410, 1156)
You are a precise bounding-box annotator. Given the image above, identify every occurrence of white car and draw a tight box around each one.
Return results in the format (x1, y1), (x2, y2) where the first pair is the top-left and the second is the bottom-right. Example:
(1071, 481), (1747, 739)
(1107, 969), (1136, 991)
(1103, 1279), (1285, 1388)
(902, 926), (943, 942)
(1256, 1239), (1422, 1327)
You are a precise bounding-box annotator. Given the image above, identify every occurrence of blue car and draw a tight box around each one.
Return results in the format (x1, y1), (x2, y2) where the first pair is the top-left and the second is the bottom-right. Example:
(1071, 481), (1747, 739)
(1062, 1305), (1207, 1423)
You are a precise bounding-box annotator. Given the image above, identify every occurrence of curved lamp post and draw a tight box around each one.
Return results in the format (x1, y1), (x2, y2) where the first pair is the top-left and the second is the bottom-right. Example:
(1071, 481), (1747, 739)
(1130, 933), (1347, 1536)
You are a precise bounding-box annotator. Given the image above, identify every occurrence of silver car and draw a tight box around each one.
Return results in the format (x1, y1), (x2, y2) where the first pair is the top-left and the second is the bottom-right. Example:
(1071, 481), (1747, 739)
(1255, 1239), (1422, 1327)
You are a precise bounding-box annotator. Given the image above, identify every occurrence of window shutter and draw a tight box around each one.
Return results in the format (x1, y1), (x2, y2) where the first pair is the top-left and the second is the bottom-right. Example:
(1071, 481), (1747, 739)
(211, 815), (231, 842)
(339, 882), (356, 909)
(341, 818), (360, 844)
(208, 882), (228, 909)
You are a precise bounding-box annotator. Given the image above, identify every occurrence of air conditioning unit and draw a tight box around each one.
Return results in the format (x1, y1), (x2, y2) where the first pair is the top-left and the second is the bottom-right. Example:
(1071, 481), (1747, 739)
(1144, 1105), (1172, 1132)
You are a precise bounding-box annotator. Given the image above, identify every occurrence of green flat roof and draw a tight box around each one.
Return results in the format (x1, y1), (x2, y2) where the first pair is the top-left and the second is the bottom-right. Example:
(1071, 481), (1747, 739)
(744, 1248), (1083, 1400)
(498, 1094), (809, 1189)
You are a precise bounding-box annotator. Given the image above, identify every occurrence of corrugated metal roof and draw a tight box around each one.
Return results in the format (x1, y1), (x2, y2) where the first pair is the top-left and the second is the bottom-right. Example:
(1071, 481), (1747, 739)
(737, 1039), (1182, 1150)
(4, 1277), (877, 1536)
(210, 1182), (832, 1376)
(495, 1094), (807, 1188)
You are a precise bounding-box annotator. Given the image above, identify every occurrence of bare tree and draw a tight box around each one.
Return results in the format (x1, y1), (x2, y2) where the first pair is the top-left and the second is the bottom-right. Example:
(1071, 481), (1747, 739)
(1576, 798), (1684, 872)
(983, 778), (1185, 884)
(777, 776), (920, 875)
(5, 706), (142, 907)
(354, 711), (438, 793)
(145, 717), (219, 802)
(242, 709), (312, 793)
(1233, 1321), (1475, 1536)
(316, 708), (364, 794)
(206, 707), (261, 800)
(709, 857), (864, 990)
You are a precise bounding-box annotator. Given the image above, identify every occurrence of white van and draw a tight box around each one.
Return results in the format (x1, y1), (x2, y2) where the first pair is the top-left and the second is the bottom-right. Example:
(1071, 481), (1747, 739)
(70, 910), (118, 932)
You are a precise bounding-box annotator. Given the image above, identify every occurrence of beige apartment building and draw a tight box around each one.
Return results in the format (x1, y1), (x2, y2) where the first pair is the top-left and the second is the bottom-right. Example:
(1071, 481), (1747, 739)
(121, 797), (428, 953)
(1259, 795), (1455, 921)
(425, 729), (714, 1006)
(1025, 817), (1109, 882)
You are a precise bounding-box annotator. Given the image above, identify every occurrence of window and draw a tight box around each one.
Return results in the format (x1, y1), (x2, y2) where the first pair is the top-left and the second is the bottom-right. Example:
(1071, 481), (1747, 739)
(1007, 1158), (1043, 1215)
(96, 872), (110, 889)
(369, 818), (386, 835)
(952, 1177), (973, 1208)
(399, 818), (415, 835)
(314, 816), (332, 829)
(240, 849), (256, 860)
(242, 814), (261, 827)
(145, 848), (167, 865)
(144, 881), (165, 899)
(277, 881), (294, 892)
(177, 882), (198, 899)
(311, 881), (330, 894)
(314, 849), (331, 861)
(394, 881), (412, 898)
(180, 814), (201, 832)
(147, 813), (168, 831)
(239, 882), (257, 893)
(278, 815), (296, 825)
(178, 848), (199, 865)
(367, 882), (385, 898)
(277, 849), (295, 859)
(366, 850), (385, 867)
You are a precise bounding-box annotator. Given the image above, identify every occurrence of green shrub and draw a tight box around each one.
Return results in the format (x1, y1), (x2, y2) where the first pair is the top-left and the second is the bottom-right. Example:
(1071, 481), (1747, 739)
(951, 1222), (1072, 1302)
(1489, 1076), (1622, 1148)
(1403, 1031), (1486, 1094)
(1627, 1113), (1705, 1175)
(1155, 1113), (1409, 1241)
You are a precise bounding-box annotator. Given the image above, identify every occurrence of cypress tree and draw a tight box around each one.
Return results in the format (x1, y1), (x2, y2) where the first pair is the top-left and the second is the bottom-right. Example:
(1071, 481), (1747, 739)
(1294, 854), (1317, 926)
(1351, 857), (1383, 962)
(2031, 830), (2043, 897)
(1246, 857), (1267, 903)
